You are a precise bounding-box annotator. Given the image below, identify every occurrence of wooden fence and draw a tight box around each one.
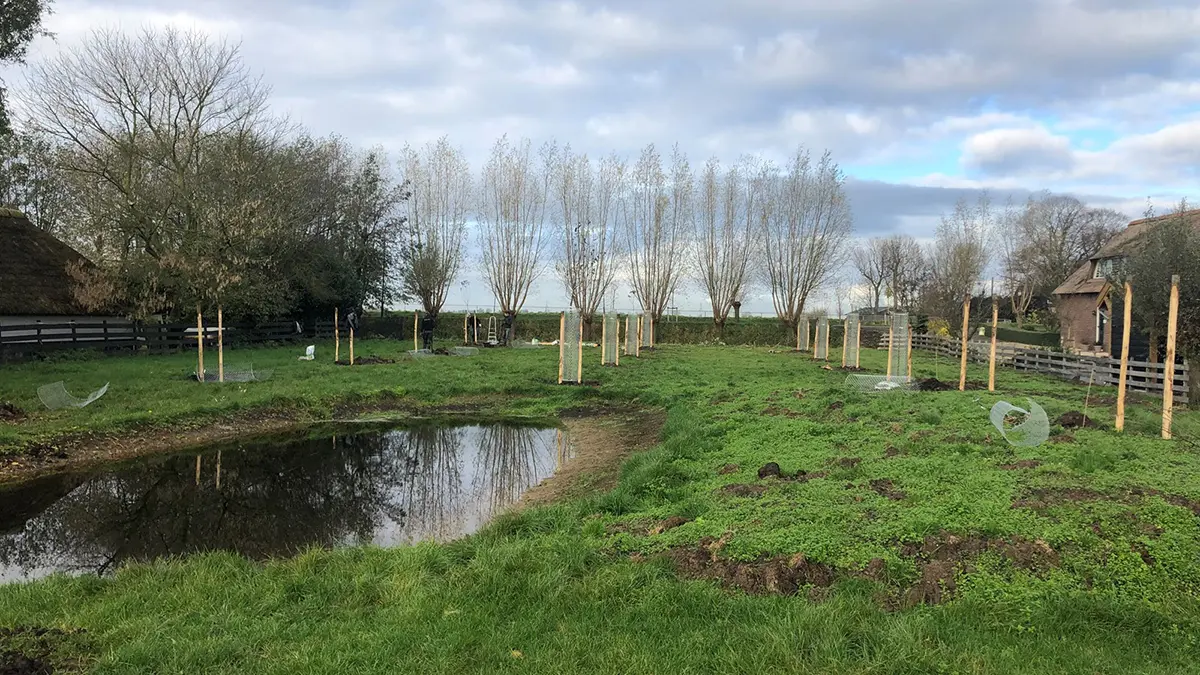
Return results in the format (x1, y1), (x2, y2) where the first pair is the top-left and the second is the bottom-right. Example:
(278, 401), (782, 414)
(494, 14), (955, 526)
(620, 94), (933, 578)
(880, 333), (1189, 404)
(1, 318), (338, 361)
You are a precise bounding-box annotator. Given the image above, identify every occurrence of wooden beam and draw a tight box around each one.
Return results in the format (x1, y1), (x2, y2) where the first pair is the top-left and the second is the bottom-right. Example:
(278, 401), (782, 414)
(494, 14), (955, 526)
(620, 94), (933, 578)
(1163, 275), (1180, 439)
(842, 319), (848, 367)
(197, 310), (204, 383)
(558, 312), (566, 384)
(334, 307), (339, 363)
(349, 327), (355, 365)
(907, 328), (912, 378)
(855, 321), (861, 368)
(413, 311), (419, 351)
(988, 299), (998, 391)
(577, 315), (583, 383)
(1116, 281), (1132, 432)
(217, 306), (224, 383)
(886, 322), (894, 375)
(959, 297), (971, 391)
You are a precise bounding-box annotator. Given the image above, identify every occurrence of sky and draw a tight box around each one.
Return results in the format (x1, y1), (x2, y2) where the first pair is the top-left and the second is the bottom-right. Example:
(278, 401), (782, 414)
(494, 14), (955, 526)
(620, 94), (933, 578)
(4, 0), (1199, 316)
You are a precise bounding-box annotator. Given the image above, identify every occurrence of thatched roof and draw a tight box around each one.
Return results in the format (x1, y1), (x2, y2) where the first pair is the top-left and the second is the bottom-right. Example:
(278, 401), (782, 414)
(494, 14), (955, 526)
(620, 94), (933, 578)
(1053, 209), (1200, 297)
(0, 208), (96, 316)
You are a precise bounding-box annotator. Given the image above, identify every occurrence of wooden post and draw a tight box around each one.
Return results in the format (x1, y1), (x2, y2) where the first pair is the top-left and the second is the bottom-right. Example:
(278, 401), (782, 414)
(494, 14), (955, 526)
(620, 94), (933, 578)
(796, 322), (802, 351)
(1163, 275), (1180, 439)
(959, 296), (970, 391)
(855, 322), (861, 368)
(1116, 281), (1132, 432)
(464, 315), (468, 345)
(907, 329), (913, 378)
(577, 315), (583, 383)
(841, 319), (848, 367)
(197, 310), (205, 383)
(601, 316), (608, 365)
(615, 318), (620, 366)
(557, 312), (566, 384)
(334, 307), (340, 363)
(195, 454), (201, 485)
(215, 449), (222, 489)
(886, 322), (894, 375)
(217, 306), (224, 383)
(637, 316), (642, 357)
(413, 311), (419, 351)
(988, 299), (998, 391)
(349, 326), (355, 365)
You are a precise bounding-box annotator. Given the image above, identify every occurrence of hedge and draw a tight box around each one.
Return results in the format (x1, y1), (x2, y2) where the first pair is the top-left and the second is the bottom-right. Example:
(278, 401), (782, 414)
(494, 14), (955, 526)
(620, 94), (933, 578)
(982, 325), (1061, 348)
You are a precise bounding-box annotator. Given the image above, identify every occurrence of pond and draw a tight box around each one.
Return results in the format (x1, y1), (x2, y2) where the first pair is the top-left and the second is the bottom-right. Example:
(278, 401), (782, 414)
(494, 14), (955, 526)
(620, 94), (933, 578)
(0, 422), (573, 583)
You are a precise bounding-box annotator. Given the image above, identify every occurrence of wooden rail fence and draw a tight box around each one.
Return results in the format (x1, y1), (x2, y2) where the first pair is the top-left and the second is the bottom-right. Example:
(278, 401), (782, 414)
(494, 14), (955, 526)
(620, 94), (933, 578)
(880, 333), (1189, 404)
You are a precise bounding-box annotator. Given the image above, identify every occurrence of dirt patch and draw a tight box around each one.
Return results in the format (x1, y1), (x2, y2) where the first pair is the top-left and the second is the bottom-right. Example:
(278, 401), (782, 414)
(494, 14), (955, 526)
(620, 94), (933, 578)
(838, 366), (866, 372)
(999, 459), (1042, 470)
(518, 409), (666, 508)
(717, 463), (740, 475)
(827, 400), (844, 411)
(650, 516), (691, 535)
(0, 626), (88, 675)
(1056, 411), (1104, 429)
(761, 406), (802, 418)
(790, 470), (827, 483)
(899, 532), (1059, 607)
(870, 478), (907, 500)
(334, 356), (397, 366)
(1011, 487), (1108, 510)
(916, 378), (953, 391)
(669, 544), (838, 596)
(757, 462), (782, 479)
(1131, 542), (1155, 566)
(718, 483), (768, 498)
(884, 446), (902, 458)
(0, 403), (25, 423)
(1050, 433), (1075, 444)
(830, 456), (862, 469)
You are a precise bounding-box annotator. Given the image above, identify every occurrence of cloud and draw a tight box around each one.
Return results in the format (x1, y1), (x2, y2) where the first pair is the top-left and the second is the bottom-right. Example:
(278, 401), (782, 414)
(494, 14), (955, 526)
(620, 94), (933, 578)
(3, 0), (1198, 316)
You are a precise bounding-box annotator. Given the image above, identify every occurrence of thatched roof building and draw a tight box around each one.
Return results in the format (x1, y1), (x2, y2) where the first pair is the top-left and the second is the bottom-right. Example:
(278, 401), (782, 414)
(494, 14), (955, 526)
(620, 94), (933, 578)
(0, 207), (95, 317)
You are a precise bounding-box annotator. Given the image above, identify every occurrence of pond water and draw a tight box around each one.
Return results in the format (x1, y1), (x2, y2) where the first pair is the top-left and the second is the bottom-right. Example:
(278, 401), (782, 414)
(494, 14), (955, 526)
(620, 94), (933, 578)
(0, 422), (573, 583)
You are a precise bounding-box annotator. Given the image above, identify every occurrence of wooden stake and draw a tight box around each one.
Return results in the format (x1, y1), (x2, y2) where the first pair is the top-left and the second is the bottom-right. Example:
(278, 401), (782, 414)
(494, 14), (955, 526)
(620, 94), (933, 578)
(463, 314), (468, 345)
(886, 322), (894, 375)
(217, 306), (224, 383)
(1116, 281), (1132, 432)
(615, 317), (620, 366)
(195, 454), (201, 485)
(413, 311), (419, 351)
(349, 327), (355, 365)
(855, 322), (861, 368)
(637, 316), (642, 357)
(1163, 275), (1180, 439)
(197, 310), (205, 383)
(959, 296), (970, 391)
(334, 307), (340, 363)
(577, 315), (583, 383)
(558, 312), (566, 384)
(215, 449), (222, 489)
(842, 319), (848, 367)
(907, 329), (913, 378)
(988, 299), (998, 391)
(601, 315), (608, 364)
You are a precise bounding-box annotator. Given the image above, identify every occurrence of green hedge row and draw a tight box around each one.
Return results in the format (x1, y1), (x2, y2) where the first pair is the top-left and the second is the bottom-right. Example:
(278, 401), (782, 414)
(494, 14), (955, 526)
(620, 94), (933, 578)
(982, 325), (1061, 348)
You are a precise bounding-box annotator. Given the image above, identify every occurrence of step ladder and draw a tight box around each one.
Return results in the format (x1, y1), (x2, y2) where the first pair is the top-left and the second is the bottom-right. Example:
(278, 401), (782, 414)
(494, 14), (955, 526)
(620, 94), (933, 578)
(487, 316), (498, 343)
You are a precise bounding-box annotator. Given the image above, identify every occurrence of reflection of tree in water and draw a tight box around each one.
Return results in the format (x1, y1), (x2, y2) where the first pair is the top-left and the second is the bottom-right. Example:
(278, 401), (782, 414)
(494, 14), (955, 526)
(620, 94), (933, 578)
(0, 430), (408, 579)
(470, 424), (556, 518)
(0, 423), (564, 582)
(392, 425), (467, 542)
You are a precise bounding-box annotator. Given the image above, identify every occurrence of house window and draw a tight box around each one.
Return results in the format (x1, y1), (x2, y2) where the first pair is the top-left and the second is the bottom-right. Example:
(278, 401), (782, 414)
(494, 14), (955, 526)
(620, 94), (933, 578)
(1093, 256), (1125, 279)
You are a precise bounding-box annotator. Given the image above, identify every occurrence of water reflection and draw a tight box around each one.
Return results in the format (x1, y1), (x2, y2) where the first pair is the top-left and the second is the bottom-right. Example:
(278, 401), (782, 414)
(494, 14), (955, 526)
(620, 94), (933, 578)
(0, 423), (566, 583)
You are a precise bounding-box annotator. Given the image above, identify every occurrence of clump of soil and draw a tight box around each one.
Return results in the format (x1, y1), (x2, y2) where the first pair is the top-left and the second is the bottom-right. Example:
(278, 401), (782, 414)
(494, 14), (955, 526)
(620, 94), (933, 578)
(838, 366), (866, 372)
(1050, 433), (1075, 444)
(1011, 487), (1107, 510)
(1057, 411), (1104, 429)
(870, 478), (907, 500)
(669, 544), (838, 596)
(0, 402), (25, 422)
(335, 356), (396, 366)
(916, 378), (953, 391)
(650, 516), (691, 535)
(827, 400), (845, 411)
(717, 463), (740, 475)
(757, 462), (782, 479)
(718, 483), (768, 498)
(830, 456), (862, 469)
(0, 626), (87, 675)
(999, 459), (1042, 470)
(884, 446), (902, 458)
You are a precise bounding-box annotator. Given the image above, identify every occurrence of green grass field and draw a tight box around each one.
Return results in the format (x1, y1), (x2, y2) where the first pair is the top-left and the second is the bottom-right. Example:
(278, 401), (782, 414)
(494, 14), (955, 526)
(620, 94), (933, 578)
(2, 341), (1200, 673)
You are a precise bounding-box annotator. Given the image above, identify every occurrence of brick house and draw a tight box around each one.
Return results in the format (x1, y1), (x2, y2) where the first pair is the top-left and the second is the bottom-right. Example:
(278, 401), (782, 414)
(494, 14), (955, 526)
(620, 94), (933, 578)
(1052, 209), (1200, 357)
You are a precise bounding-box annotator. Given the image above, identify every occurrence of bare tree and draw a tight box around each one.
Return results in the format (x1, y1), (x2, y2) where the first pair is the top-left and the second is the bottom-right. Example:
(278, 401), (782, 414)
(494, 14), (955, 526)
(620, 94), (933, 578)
(398, 136), (470, 315)
(694, 156), (759, 327)
(0, 131), (76, 237)
(998, 198), (1036, 327)
(880, 235), (926, 310)
(549, 145), (622, 332)
(1014, 192), (1126, 295)
(850, 237), (887, 310)
(921, 194), (994, 336)
(622, 143), (691, 322)
(477, 135), (551, 316)
(760, 148), (853, 328)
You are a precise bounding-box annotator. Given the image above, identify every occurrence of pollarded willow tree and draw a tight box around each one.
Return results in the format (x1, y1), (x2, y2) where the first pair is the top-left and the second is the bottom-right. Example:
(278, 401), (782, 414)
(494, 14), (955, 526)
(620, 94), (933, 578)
(622, 143), (692, 323)
(397, 136), (471, 315)
(549, 144), (622, 334)
(477, 135), (551, 315)
(694, 156), (760, 327)
(760, 148), (854, 328)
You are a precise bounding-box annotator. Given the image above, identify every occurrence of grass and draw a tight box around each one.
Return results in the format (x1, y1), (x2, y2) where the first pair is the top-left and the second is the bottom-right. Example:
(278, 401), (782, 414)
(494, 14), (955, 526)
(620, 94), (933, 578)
(3, 341), (1200, 673)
